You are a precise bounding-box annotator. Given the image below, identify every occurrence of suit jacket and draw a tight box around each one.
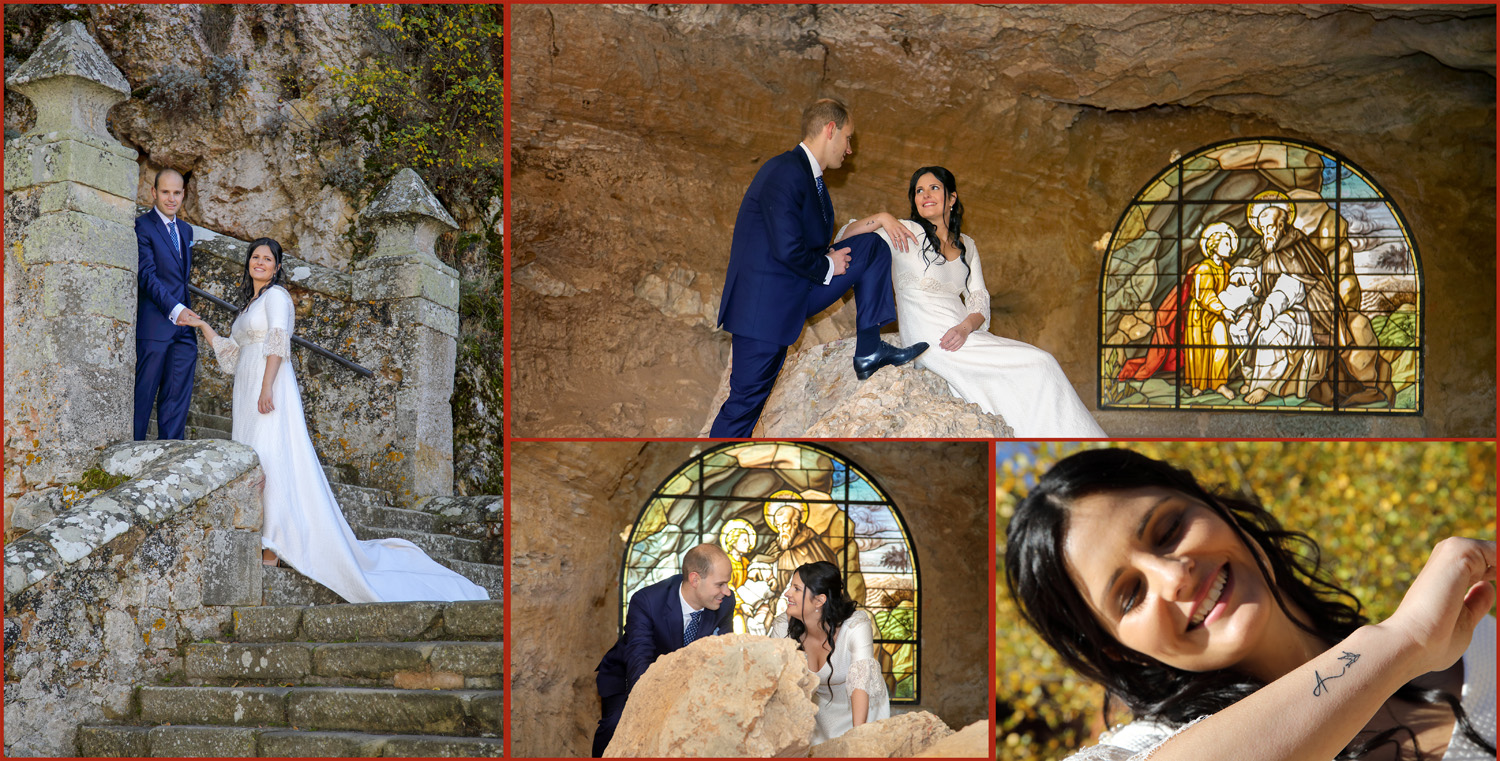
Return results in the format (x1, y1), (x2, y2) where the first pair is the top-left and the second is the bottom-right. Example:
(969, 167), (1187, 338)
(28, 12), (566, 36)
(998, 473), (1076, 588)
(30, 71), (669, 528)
(596, 574), (735, 699)
(717, 147), (834, 347)
(135, 209), (195, 343)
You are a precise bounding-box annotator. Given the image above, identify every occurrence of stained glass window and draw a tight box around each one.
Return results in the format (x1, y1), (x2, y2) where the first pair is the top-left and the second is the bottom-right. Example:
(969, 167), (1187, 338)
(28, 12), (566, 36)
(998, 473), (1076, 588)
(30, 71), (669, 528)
(620, 441), (920, 703)
(1099, 138), (1421, 413)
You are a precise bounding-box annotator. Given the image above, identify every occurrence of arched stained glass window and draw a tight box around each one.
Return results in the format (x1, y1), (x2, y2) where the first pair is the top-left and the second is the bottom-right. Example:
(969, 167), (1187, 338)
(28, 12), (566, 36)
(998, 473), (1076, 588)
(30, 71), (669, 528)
(620, 441), (920, 703)
(1099, 138), (1421, 413)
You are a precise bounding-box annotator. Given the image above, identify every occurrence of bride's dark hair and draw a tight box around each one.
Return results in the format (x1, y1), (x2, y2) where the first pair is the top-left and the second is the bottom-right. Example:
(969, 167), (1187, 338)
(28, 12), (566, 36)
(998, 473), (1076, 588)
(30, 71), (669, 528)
(235, 237), (285, 316)
(906, 165), (968, 278)
(1003, 447), (1494, 760)
(784, 561), (857, 666)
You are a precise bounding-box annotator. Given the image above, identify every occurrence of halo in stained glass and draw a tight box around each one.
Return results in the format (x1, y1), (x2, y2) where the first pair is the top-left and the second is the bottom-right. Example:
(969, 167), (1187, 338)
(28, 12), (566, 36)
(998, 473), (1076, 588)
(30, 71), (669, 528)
(619, 441), (921, 704)
(1098, 137), (1422, 414)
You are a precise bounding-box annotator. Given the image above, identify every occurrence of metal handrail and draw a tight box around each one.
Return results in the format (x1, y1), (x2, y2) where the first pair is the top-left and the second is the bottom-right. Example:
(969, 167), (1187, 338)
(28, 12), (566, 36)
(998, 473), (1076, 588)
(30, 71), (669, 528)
(188, 284), (374, 378)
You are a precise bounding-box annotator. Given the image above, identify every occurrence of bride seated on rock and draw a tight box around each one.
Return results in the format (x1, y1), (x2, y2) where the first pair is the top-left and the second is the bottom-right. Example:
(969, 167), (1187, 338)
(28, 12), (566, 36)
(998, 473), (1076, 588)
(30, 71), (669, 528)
(184, 237), (488, 603)
(837, 166), (1106, 437)
(772, 560), (890, 744)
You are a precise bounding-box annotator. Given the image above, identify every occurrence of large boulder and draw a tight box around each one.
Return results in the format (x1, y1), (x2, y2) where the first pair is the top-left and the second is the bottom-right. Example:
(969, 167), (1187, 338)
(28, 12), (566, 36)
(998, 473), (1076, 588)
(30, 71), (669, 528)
(809, 711), (955, 758)
(604, 634), (819, 758)
(913, 719), (989, 757)
(700, 338), (1014, 438)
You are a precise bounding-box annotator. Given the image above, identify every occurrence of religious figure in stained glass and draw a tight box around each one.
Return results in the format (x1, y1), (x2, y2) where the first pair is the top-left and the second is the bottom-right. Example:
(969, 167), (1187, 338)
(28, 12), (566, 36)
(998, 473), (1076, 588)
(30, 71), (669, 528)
(1101, 139), (1420, 413)
(621, 442), (920, 702)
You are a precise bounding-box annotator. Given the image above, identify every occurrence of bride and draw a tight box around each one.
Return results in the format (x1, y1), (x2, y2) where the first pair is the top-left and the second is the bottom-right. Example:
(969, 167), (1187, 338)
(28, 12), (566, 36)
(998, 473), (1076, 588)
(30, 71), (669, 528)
(185, 238), (488, 603)
(771, 561), (890, 744)
(836, 166), (1106, 437)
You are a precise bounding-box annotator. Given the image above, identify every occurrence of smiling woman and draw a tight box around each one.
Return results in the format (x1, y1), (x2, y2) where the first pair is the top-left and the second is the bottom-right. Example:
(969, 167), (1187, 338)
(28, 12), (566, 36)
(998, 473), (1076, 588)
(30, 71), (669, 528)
(1004, 447), (1496, 761)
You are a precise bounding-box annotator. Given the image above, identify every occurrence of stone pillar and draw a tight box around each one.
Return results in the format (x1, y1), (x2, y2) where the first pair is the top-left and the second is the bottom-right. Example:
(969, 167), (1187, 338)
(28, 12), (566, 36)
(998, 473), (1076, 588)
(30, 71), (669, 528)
(351, 169), (460, 500)
(3, 21), (139, 530)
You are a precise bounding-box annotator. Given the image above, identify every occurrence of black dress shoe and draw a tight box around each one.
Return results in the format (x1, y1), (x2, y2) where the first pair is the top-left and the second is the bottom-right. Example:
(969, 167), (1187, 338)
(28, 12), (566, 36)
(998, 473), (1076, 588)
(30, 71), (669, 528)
(852, 340), (929, 380)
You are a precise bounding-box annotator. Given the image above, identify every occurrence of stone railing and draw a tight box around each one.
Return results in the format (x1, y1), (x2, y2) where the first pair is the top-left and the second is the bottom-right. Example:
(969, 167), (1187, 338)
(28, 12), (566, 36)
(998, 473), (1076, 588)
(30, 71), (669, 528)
(3, 440), (263, 757)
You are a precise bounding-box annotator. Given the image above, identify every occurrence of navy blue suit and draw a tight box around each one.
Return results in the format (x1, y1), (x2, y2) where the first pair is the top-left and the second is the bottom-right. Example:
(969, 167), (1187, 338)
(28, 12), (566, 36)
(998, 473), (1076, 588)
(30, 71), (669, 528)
(593, 574), (734, 756)
(133, 209), (197, 441)
(710, 147), (897, 437)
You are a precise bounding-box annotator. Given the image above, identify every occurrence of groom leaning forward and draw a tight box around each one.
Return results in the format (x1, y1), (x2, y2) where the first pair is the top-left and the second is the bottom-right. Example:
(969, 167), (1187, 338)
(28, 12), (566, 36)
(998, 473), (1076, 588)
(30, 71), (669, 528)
(592, 543), (735, 756)
(709, 98), (927, 438)
(134, 169), (200, 441)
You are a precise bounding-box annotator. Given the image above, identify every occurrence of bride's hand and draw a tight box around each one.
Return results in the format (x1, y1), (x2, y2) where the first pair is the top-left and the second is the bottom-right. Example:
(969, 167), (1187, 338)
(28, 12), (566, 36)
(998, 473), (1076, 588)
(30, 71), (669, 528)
(876, 212), (917, 253)
(939, 323), (972, 351)
(257, 387), (275, 414)
(1378, 537), (1495, 680)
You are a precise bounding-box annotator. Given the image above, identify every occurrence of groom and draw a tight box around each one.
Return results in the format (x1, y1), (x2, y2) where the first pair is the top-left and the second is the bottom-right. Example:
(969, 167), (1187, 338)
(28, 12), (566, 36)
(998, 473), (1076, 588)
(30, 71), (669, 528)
(133, 168), (200, 441)
(710, 98), (926, 438)
(592, 543), (735, 756)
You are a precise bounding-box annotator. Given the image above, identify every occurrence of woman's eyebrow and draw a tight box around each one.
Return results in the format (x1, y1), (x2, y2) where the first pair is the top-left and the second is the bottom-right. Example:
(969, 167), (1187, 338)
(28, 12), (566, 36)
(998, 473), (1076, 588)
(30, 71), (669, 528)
(1101, 496), (1174, 604)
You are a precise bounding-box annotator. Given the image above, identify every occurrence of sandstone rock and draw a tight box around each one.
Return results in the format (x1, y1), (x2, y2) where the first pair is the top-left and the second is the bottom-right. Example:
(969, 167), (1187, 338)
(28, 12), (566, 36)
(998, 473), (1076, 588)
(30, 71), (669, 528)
(913, 719), (989, 758)
(700, 338), (1014, 438)
(604, 635), (820, 758)
(809, 711), (954, 758)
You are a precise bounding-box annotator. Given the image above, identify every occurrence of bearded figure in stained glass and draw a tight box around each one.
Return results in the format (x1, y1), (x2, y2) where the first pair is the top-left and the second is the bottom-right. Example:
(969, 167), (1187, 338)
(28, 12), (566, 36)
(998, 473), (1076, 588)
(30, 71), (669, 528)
(766, 491), (866, 607)
(1183, 223), (1239, 399)
(1244, 198), (1389, 407)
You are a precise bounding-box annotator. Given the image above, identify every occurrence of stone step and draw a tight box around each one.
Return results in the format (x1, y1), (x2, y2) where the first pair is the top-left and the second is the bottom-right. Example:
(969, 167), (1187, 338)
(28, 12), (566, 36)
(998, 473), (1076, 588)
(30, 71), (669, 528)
(341, 502), (440, 534)
(331, 482), (394, 512)
(434, 558), (503, 602)
(78, 725), (504, 757)
(262, 565), (345, 607)
(132, 686), (502, 737)
(234, 601), (502, 643)
(411, 496), (503, 528)
(184, 640), (502, 689)
(351, 524), (484, 564)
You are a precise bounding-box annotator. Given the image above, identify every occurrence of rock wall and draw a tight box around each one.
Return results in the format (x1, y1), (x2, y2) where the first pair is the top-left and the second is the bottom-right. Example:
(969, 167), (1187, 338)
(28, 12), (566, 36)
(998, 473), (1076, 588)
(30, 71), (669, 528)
(4, 440), (264, 757)
(509, 440), (989, 757)
(511, 4), (1495, 437)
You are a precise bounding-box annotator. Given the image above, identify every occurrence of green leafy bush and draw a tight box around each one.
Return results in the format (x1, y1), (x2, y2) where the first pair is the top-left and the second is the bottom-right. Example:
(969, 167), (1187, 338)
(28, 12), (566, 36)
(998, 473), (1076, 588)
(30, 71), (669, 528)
(995, 441), (1496, 761)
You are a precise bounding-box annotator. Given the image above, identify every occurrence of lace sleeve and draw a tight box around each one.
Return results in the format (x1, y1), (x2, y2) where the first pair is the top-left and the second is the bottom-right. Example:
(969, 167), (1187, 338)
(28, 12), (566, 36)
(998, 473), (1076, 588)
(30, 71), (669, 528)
(841, 611), (886, 700)
(962, 235), (992, 332)
(1065, 716), (1206, 761)
(770, 613), (790, 639)
(210, 336), (240, 374)
(264, 287), (294, 360)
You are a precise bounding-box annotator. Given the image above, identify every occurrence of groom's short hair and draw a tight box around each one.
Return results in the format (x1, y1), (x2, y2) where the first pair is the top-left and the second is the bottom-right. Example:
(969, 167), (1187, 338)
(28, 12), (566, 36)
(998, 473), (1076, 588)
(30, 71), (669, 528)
(801, 98), (849, 140)
(682, 543), (728, 581)
(154, 168), (185, 189)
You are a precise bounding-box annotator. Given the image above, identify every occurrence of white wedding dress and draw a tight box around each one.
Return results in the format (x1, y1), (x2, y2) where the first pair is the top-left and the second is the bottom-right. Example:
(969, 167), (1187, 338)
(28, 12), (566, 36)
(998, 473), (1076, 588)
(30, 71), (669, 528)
(772, 610), (891, 745)
(209, 285), (488, 604)
(860, 219), (1105, 437)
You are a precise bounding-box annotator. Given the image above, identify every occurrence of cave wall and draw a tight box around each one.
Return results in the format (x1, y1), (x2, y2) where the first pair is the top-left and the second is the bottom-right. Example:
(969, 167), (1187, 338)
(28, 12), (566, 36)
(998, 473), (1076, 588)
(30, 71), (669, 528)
(509, 440), (989, 757)
(510, 4), (1495, 437)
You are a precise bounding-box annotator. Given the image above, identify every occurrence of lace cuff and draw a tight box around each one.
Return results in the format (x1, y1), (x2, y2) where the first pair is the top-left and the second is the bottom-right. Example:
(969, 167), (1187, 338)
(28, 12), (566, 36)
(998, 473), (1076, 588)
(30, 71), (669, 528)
(965, 287), (992, 332)
(210, 336), (240, 374)
(845, 657), (887, 702)
(264, 327), (291, 360)
(1070, 716), (1208, 761)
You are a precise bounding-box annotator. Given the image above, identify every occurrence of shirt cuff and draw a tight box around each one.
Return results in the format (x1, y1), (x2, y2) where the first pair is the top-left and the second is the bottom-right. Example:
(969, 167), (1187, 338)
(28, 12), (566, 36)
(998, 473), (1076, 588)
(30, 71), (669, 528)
(168, 303), (186, 324)
(823, 256), (836, 285)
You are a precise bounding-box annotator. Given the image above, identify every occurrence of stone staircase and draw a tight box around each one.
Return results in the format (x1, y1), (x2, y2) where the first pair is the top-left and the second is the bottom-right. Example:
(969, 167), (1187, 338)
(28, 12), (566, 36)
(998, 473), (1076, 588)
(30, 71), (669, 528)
(94, 410), (506, 756)
(76, 601), (503, 756)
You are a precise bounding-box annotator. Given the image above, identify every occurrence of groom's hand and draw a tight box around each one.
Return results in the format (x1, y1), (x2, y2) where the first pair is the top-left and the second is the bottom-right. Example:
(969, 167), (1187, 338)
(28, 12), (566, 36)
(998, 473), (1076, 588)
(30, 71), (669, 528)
(176, 307), (201, 326)
(827, 246), (852, 277)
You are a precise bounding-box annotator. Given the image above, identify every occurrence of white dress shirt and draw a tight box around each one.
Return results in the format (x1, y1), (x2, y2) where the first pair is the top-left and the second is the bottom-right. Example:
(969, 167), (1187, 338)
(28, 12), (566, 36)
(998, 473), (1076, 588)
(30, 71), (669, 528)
(798, 142), (837, 286)
(678, 584), (703, 636)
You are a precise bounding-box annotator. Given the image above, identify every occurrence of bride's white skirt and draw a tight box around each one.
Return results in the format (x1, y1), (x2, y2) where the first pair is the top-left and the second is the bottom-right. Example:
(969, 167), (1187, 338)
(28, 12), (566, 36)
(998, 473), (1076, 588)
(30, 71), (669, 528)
(231, 340), (488, 603)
